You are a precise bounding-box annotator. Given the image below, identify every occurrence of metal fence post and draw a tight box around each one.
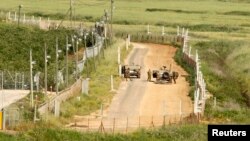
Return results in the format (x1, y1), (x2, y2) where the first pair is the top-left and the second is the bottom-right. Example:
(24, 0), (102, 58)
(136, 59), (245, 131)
(110, 75), (114, 91)
(3, 109), (5, 130)
(163, 115), (166, 127)
(180, 100), (182, 116)
(87, 118), (89, 132)
(113, 118), (115, 134)
(126, 117), (128, 133)
(138, 116), (140, 128)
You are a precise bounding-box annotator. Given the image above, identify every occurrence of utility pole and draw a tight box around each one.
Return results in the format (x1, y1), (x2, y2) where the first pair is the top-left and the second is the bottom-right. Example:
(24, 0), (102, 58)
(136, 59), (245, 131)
(76, 37), (79, 79)
(44, 43), (47, 96)
(110, 0), (114, 42)
(44, 43), (49, 122)
(66, 36), (69, 87)
(56, 38), (59, 95)
(92, 31), (96, 71)
(30, 49), (34, 107)
(84, 34), (89, 77)
(18, 5), (23, 27)
(70, 0), (73, 28)
(44, 43), (51, 96)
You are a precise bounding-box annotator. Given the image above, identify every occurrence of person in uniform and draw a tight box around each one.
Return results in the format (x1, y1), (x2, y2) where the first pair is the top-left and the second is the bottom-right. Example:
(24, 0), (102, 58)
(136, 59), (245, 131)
(125, 67), (131, 81)
(147, 69), (152, 81)
(172, 71), (179, 84)
(124, 68), (128, 81)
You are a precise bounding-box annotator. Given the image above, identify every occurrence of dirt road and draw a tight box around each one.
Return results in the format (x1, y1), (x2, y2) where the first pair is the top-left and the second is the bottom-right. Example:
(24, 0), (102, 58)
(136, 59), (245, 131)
(106, 43), (193, 118)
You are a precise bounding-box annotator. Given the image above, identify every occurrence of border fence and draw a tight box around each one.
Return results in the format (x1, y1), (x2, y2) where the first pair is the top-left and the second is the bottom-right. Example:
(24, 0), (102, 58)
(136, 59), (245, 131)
(1, 11), (50, 29)
(0, 71), (30, 90)
(68, 113), (199, 133)
(0, 11), (85, 30)
(180, 28), (208, 115)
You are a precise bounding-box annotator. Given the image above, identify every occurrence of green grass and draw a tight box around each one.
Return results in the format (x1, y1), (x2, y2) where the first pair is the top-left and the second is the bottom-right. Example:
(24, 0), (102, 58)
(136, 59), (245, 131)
(204, 99), (250, 123)
(2, 0), (250, 26)
(0, 124), (207, 141)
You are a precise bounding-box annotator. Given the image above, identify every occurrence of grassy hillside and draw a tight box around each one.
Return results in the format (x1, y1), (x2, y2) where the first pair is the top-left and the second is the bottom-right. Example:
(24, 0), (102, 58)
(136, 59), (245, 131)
(0, 23), (77, 89)
(0, 23), (71, 71)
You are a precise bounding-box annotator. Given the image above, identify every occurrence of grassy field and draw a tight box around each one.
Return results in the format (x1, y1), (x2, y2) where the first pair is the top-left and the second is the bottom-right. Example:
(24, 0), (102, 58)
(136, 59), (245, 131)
(2, 0), (250, 26)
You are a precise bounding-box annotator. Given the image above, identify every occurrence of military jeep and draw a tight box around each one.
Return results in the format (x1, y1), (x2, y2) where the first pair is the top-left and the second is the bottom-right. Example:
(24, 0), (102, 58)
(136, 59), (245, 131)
(122, 65), (141, 78)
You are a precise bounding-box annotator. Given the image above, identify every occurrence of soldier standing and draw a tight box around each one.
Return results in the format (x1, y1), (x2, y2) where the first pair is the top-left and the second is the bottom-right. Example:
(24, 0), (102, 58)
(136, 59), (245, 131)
(172, 71), (178, 84)
(125, 67), (131, 81)
(147, 69), (151, 81)
(124, 68), (128, 81)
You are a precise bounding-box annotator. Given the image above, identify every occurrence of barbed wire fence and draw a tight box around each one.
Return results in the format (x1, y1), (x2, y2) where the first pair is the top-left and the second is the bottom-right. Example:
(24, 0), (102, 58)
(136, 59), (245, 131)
(67, 112), (198, 133)
(0, 71), (30, 90)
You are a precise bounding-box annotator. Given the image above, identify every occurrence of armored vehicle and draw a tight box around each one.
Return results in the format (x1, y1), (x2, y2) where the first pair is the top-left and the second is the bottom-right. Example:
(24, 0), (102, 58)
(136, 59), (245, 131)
(152, 66), (179, 84)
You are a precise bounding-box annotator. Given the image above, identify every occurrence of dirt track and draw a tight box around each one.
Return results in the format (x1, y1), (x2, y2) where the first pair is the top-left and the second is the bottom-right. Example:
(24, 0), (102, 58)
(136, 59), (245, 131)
(68, 43), (193, 131)
(106, 43), (193, 118)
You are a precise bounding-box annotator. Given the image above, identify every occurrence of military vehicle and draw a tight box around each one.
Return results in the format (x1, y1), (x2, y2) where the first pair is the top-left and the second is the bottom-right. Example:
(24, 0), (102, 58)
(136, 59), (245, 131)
(122, 65), (141, 78)
(152, 66), (179, 84)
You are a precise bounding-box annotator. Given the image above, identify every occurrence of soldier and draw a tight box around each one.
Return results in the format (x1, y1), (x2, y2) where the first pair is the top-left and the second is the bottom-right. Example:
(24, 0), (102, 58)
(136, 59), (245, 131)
(172, 71), (179, 84)
(124, 68), (128, 81)
(125, 67), (131, 81)
(147, 69), (152, 81)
